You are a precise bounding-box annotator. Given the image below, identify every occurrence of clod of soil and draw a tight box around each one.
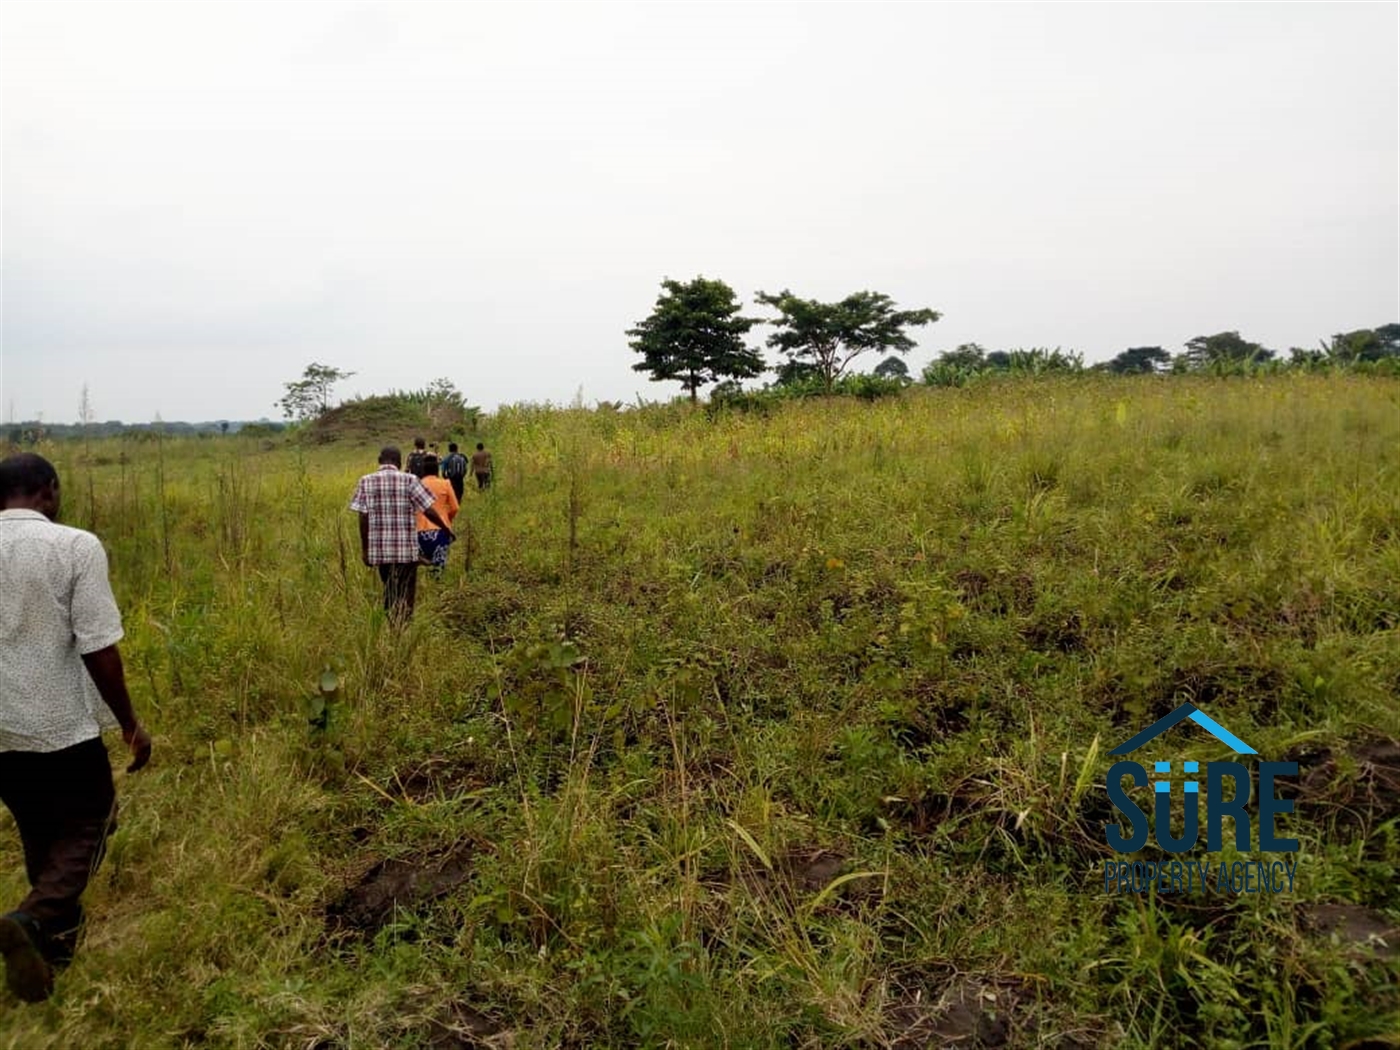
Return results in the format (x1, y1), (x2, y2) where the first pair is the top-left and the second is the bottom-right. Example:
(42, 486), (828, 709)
(721, 847), (881, 911)
(326, 842), (475, 936)
(886, 973), (1031, 1049)
(785, 849), (846, 893)
(1286, 737), (1400, 837)
(1301, 903), (1398, 959)
(395, 756), (490, 803)
(424, 1001), (513, 1050)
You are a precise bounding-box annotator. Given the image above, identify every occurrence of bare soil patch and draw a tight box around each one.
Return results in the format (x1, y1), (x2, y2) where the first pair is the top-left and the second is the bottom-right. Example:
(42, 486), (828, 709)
(884, 970), (1057, 1049)
(326, 842), (476, 936)
(1301, 903), (1398, 959)
(1284, 736), (1400, 838)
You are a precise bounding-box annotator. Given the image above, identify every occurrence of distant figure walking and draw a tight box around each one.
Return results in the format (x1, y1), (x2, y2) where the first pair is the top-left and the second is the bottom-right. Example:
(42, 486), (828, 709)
(349, 447), (454, 624)
(441, 443), (469, 501)
(0, 453), (152, 1002)
(414, 454), (459, 577)
(405, 437), (428, 478)
(471, 442), (493, 490)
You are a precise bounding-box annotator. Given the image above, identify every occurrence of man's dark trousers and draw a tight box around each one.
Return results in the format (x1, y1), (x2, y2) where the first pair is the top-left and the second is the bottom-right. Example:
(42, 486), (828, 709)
(377, 563), (419, 623)
(0, 737), (116, 965)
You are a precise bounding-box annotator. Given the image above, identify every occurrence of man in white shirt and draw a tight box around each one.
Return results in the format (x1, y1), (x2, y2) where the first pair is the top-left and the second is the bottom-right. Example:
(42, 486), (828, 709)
(0, 453), (152, 1002)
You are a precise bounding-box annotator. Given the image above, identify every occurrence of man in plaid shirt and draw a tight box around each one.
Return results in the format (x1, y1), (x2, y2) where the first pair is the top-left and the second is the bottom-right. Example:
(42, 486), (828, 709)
(349, 447), (455, 623)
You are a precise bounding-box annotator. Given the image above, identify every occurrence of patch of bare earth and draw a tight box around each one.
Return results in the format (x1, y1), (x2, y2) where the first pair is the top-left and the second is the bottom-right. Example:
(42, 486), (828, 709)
(732, 848), (882, 910)
(1285, 736), (1400, 840)
(1301, 903), (1398, 960)
(325, 841), (476, 937)
(882, 970), (1102, 1049)
(394, 756), (491, 803)
(421, 1002), (514, 1050)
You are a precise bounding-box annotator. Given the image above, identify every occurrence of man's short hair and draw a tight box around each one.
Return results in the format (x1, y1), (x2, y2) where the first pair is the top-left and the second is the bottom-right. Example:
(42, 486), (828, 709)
(476, 442), (485, 451)
(413, 437), (426, 449)
(448, 442), (458, 453)
(421, 455), (439, 477)
(0, 453), (59, 503)
(378, 446), (402, 466)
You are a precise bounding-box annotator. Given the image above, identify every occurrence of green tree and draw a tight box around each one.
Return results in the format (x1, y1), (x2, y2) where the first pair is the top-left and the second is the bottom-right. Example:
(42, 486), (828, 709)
(1102, 346), (1171, 374)
(755, 290), (939, 393)
(628, 277), (763, 403)
(772, 359), (822, 387)
(1005, 347), (1083, 375)
(1176, 332), (1273, 372)
(872, 355), (911, 381)
(1322, 326), (1400, 364)
(937, 343), (988, 370)
(278, 363), (356, 421)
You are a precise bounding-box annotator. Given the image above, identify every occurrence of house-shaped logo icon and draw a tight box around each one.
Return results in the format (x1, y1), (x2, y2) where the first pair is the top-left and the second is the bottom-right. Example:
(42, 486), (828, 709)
(1108, 702), (1257, 756)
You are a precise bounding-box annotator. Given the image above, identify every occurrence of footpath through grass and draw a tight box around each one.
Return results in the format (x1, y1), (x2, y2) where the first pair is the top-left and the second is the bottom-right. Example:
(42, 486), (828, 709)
(2, 374), (1398, 1048)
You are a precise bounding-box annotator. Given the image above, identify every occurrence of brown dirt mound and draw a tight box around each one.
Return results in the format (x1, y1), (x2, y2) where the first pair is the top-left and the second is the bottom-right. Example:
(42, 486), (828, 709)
(326, 842), (475, 936)
(1285, 736), (1400, 837)
(718, 847), (882, 913)
(1301, 903), (1399, 959)
(423, 1001), (513, 1050)
(885, 971), (1052, 1049)
(394, 756), (490, 803)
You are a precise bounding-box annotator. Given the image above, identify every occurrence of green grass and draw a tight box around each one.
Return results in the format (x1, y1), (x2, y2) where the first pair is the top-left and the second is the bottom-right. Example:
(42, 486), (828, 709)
(2, 373), (1398, 1048)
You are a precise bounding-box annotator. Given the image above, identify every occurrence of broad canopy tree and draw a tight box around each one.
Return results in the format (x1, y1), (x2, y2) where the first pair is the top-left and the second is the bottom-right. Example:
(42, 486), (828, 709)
(278, 363), (355, 421)
(755, 290), (939, 392)
(1323, 325), (1400, 363)
(1103, 346), (1171, 374)
(872, 355), (911, 380)
(1176, 332), (1273, 371)
(628, 278), (764, 402)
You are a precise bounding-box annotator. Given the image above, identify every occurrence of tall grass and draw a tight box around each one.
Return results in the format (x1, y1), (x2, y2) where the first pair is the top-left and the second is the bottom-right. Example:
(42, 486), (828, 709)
(2, 374), (1397, 1048)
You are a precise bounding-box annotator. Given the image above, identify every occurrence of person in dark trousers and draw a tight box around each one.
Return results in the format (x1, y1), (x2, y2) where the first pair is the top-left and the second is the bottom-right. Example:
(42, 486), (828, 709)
(441, 442), (469, 501)
(0, 453), (153, 1002)
(349, 446), (454, 624)
(471, 442), (493, 490)
(405, 437), (428, 478)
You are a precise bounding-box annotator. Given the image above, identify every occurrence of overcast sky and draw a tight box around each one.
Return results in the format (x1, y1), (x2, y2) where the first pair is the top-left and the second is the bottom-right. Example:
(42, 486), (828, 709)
(2, 1), (1396, 423)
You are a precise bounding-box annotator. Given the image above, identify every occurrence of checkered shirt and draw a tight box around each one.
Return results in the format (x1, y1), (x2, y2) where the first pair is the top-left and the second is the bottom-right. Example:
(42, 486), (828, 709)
(349, 465), (436, 564)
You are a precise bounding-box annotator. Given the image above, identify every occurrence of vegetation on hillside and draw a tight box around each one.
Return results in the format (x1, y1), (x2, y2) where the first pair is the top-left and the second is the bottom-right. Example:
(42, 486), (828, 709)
(1, 375), (1397, 1048)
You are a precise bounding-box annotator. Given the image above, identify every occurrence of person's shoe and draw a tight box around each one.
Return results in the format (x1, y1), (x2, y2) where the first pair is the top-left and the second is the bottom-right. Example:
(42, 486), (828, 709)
(0, 913), (54, 1002)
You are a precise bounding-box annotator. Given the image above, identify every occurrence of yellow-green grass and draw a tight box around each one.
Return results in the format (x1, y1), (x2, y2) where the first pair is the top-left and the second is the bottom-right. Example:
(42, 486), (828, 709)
(1, 374), (1397, 1048)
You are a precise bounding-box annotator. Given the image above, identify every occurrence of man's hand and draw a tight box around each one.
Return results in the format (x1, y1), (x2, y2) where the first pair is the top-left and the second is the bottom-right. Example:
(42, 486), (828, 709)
(123, 722), (152, 772)
(424, 506), (455, 539)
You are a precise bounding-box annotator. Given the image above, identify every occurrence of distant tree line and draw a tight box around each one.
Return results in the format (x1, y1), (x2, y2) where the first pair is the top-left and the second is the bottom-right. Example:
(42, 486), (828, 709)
(627, 275), (1399, 403)
(5, 419), (281, 446)
(921, 325), (1400, 387)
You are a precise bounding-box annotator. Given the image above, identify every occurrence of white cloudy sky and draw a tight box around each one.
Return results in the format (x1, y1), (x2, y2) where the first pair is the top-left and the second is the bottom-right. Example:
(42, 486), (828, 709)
(2, 1), (1396, 422)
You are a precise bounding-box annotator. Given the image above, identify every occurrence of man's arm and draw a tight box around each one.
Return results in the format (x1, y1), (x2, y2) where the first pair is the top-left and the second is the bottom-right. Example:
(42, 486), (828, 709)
(409, 478), (454, 538)
(425, 507), (455, 537)
(358, 511), (372, 565)
(81, 645), (152, 772)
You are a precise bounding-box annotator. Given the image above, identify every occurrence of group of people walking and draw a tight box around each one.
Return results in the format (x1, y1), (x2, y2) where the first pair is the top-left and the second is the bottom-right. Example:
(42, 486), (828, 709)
(349, 436), (492, 623)
(0, 434), (492, 1003)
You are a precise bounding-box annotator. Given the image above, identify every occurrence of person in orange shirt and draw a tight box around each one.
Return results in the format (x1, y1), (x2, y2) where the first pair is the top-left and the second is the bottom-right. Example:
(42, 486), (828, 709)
(413, 455), (459, 576)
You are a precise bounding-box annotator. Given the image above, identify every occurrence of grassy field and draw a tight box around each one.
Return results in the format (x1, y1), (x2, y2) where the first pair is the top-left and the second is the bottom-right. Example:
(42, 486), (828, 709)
(2, 374), (1397, 1049)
